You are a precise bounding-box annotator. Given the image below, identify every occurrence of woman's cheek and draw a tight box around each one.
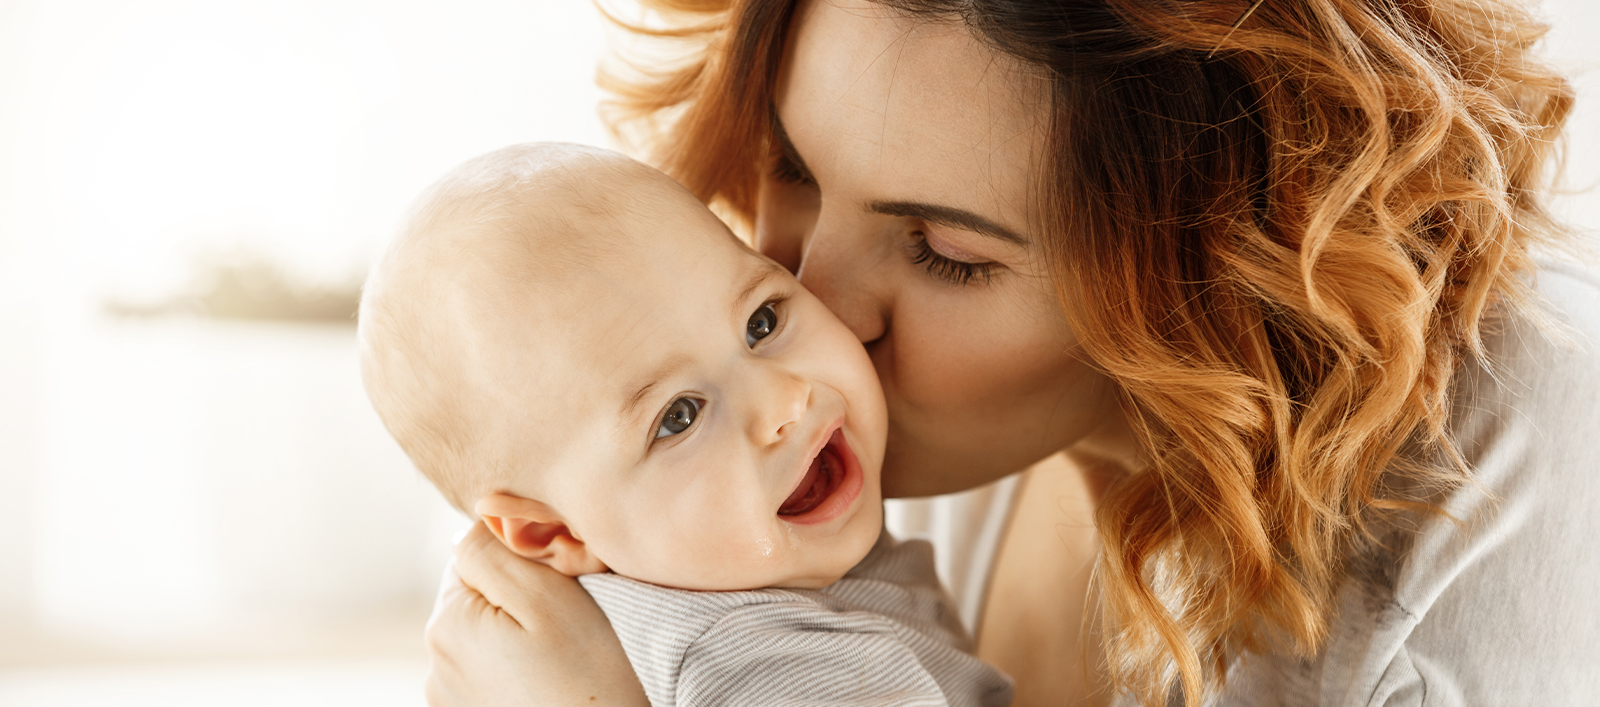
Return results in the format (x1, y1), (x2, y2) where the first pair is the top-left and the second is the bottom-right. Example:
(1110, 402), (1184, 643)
(887, 290), (1070, 409)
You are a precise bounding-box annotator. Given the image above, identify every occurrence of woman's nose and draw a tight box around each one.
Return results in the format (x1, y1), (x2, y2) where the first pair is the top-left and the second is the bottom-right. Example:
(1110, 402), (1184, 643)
(746, 364), (812, 447)
(794, 215), (890, 344)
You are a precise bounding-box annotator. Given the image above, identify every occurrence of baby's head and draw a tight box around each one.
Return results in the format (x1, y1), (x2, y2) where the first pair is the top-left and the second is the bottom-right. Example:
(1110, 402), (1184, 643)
(359, 143), (885, 590)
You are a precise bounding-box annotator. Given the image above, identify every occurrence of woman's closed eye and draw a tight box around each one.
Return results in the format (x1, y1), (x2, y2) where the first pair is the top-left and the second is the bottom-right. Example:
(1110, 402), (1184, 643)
(909, 235), (999, 286)
(771, 149), (815, 187)
(769, 114), (819, 187)
(655, 397), (701, 439)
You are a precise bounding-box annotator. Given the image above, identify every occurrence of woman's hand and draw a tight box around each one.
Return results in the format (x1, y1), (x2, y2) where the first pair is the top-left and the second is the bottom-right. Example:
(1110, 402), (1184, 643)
(424, 522), (648, 707)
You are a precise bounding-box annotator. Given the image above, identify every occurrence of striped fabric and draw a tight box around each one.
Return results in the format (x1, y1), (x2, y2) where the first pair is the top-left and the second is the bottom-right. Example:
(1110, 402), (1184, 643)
(579, 530), (1014, 706)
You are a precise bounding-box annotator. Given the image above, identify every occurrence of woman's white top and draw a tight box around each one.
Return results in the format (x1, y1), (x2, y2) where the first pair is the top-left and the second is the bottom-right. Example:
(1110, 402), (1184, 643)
(898, 260), (1600, 706)
(884, 474), (1023, 635)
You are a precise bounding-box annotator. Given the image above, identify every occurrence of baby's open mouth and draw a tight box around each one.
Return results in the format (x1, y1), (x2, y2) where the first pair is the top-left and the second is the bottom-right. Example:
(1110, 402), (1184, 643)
(778, 429), (847, 517)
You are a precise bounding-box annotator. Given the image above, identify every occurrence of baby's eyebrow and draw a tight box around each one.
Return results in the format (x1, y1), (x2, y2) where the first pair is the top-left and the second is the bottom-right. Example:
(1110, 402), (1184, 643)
(621, 381), (659, 425)
(732, 260), (786, 319)
(619, 355), (692, 433)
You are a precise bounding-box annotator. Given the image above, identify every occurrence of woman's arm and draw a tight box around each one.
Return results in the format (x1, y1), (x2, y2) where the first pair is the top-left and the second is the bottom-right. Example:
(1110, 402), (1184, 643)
(423, 522), (648, 707)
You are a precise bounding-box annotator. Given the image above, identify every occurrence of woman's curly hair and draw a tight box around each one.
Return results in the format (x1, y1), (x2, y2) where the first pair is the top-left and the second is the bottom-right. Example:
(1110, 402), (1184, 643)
(597, 0), (1574, 703)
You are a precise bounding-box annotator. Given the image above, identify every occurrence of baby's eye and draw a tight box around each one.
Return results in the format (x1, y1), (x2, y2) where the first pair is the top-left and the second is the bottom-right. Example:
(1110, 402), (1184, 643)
(746, 303), (778, 347)
(655, 397), (700, 439)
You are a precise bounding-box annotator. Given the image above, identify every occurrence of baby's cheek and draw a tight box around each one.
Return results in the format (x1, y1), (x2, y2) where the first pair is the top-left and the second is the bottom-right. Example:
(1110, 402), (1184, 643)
(607, 516), (791, 591)
(703, 527), (797, 589)
(753, 535), (777, 560)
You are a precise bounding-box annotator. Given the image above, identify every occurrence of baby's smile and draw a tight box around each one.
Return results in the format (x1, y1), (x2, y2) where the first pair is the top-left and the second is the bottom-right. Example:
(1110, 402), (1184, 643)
(778, 426), (861, 525)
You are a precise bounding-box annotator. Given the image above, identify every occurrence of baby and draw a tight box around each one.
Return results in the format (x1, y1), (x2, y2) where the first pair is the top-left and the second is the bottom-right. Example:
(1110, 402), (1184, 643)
(359, 143), (1012, 706)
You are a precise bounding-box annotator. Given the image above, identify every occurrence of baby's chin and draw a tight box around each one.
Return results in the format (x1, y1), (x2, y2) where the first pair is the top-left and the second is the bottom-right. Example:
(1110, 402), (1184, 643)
(605, 492), (884, 591)
(765, 552), (865, 589)
(771, 509), (885, 589)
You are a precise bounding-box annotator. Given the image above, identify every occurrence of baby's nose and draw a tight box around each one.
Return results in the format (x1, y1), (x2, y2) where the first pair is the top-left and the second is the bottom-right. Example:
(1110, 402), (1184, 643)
(750, 367), (811, 446)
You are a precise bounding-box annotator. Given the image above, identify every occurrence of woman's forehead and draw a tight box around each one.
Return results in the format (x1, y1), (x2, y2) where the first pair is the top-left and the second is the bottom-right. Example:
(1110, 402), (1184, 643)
(782, 1), (1048, 124)
(778, 0), (1048, 233)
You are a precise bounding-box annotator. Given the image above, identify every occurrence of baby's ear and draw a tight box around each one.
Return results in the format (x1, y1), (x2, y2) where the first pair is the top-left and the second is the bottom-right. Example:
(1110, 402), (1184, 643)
(474, 493), (608, 576)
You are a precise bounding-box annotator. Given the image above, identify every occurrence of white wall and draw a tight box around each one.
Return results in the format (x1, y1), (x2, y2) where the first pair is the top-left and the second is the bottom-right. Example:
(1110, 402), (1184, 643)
(0, 0), (615, 662)
(1542, 0), (1600, 233)
(0, 0), (49, 637)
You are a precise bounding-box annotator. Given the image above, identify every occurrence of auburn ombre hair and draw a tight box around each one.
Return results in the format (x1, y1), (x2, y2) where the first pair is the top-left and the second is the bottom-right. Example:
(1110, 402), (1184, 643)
(599, 0), (1574, 703)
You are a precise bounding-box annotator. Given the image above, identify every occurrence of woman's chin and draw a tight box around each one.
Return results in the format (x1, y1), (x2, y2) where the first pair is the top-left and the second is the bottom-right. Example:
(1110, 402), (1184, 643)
(879, 442), (1021, 498)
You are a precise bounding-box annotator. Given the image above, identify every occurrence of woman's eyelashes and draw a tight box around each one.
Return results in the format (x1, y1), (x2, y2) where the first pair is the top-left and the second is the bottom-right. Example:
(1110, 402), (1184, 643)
(655, 397), (701, 440)
(770, 145), (995, 286)
(771, 151), (814, 186)
(746, 302), (780, 347)
(909, 236), (999, 286)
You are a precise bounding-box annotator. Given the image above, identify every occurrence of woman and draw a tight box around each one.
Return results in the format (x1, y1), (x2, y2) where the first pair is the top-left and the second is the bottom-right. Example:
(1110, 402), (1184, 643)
(423, 0), (1599, 705)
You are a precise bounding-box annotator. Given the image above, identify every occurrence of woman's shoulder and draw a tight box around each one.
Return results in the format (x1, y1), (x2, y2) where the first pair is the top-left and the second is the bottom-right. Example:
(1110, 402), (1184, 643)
(1386, 257), (1600, 701)
(1453, 257), (1600, 481)
(1209, 259), (1600, 706)
(1492, 256), (1600, 385)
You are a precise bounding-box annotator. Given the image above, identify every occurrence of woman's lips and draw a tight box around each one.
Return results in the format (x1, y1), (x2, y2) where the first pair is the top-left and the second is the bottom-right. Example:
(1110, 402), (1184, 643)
(777, 428), (862, 525)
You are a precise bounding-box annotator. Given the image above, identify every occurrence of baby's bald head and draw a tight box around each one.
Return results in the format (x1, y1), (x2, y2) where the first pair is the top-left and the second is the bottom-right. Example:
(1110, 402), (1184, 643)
(358, 143), (679, 511)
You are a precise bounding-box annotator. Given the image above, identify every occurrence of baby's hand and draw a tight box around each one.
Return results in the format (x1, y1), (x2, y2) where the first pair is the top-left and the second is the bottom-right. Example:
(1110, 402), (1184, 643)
(424, 522), (647, 707)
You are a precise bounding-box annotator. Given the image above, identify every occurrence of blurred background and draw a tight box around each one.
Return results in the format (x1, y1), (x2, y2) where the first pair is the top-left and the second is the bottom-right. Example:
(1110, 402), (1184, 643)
(0, 1), (610, 704)
(0, 0), (1595, 705)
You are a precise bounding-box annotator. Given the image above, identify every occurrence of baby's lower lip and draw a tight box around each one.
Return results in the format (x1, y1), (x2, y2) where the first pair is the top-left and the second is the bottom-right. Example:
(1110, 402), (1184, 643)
(777, 429), (862, 526)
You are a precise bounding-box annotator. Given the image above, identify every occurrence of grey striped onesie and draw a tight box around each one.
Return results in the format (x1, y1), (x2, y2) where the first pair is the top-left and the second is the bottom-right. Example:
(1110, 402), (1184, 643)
(579, 530), (1014, 706)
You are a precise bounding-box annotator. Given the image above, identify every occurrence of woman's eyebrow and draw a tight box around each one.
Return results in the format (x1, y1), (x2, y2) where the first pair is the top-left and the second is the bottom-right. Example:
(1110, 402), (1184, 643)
(868, 200), (1028, 245)
(774, 114), (1024, 245)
